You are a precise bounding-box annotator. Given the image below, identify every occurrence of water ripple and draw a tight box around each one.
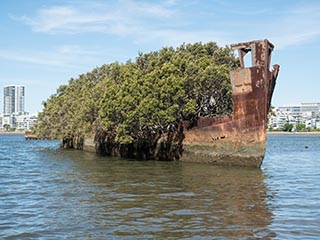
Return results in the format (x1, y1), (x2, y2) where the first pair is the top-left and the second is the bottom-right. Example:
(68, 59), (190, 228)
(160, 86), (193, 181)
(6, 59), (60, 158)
(0, 134), (319, 239)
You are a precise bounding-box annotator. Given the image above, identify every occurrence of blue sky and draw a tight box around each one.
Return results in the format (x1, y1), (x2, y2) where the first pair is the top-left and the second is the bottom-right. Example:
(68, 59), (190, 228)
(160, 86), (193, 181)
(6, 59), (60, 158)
(1, 0), (320, 114)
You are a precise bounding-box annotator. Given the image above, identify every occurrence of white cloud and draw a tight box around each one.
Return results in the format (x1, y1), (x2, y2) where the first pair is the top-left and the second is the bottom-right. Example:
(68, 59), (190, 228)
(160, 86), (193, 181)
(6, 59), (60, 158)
(0, 45), (100, 68)
(0, 50), (64, 66)
(125, 0), (175, 18)
(8, 0), (240, 47)
(133, 29), (233, 47)
(11, 1), (176, 35)
(11, 5), (115, 34)
(270, 5), (320, 49)
(9, 0), (320, 50)
(56, 45), (98, 55)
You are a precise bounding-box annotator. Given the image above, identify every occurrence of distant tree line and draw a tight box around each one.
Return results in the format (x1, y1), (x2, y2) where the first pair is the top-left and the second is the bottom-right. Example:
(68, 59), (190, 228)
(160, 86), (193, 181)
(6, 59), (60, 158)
(33, 42), (239, 157)
(281, 123), (320, 132)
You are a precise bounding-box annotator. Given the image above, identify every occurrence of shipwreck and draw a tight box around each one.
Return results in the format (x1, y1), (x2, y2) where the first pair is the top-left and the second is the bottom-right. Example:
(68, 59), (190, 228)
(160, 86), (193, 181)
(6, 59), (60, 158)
(78, 39), (279, 167)
(30, 39), (279, 168)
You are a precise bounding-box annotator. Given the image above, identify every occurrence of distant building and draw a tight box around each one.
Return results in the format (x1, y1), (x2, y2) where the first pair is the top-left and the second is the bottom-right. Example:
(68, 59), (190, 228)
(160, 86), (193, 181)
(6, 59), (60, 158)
(269, 103), (320, 130)
(2, 115), (15, 129)
(15, 114), (38, 130)
(277, 103), (320, 123)
(1, 85), (36, 131)
(0, 113), (37, 131)
(3, 85), (25, 116)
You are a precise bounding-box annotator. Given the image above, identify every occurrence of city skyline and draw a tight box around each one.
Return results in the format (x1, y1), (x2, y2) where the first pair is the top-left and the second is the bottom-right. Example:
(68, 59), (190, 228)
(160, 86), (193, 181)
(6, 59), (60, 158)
(1, 0), (320, 113)
(269, 102), (320, 130)
(2, 83), (318, 115)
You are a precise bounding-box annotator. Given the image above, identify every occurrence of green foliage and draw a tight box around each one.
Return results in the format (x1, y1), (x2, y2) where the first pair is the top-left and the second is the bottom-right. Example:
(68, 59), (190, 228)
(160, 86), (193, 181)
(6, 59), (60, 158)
(3, 124), (10, 132)
(295, 123), (306, 132)
(268, 105), (276, 118)
(33, 42), (239, 143)
(283, 123), (294, 132)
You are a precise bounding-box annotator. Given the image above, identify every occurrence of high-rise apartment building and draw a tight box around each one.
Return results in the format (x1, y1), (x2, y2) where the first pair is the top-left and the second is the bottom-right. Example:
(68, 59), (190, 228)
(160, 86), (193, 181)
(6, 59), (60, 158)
(3, 85), (25, 116)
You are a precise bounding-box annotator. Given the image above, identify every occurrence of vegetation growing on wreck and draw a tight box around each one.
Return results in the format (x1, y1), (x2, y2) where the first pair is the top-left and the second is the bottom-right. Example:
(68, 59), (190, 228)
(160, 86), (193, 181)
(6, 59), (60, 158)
(33, 42), (239, 158)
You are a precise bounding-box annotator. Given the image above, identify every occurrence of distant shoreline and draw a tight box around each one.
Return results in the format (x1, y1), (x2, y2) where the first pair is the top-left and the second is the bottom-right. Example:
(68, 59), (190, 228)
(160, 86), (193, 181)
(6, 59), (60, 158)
(0, 132), (24, 135)
(268, 131), (320, 135)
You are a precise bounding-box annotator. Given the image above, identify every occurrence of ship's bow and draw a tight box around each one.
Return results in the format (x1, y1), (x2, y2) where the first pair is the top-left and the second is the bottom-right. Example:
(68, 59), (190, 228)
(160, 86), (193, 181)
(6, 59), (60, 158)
(181, 39), (279, 167)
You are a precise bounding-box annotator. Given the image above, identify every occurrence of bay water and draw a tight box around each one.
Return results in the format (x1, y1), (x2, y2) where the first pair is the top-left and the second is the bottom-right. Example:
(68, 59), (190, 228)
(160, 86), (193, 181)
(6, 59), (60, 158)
(0, 134), (319, 239)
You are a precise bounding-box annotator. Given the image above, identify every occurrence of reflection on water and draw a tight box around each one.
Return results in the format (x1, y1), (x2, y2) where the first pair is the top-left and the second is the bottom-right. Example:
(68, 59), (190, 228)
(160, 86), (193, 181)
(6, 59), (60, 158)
(57, 153), (275, 239)
(1, 134), (320, 239)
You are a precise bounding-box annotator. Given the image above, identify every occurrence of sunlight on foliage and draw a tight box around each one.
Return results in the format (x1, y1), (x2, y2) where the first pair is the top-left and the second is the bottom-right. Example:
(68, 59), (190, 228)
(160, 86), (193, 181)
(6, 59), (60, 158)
(33, 42), (239, 144)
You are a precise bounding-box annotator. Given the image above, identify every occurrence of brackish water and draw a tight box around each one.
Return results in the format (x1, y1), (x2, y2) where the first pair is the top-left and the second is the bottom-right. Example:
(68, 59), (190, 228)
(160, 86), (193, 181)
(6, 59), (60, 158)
(0, 134), (319, 239)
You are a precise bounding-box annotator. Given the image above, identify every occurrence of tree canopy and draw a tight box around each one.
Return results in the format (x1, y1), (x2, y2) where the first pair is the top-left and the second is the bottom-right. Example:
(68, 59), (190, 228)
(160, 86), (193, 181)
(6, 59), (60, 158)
(33, 42), (239, 148)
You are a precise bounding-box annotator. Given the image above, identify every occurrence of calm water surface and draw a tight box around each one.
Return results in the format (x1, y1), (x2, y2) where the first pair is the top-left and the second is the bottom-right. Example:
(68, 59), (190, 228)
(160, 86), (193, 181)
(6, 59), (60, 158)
(0, 134), (319, 239)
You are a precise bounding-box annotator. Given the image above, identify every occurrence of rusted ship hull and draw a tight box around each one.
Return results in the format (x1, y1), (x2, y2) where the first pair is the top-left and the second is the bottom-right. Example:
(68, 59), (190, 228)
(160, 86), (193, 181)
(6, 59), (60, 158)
(181, 39), (279, 167)
(181, 117), (267, 167)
